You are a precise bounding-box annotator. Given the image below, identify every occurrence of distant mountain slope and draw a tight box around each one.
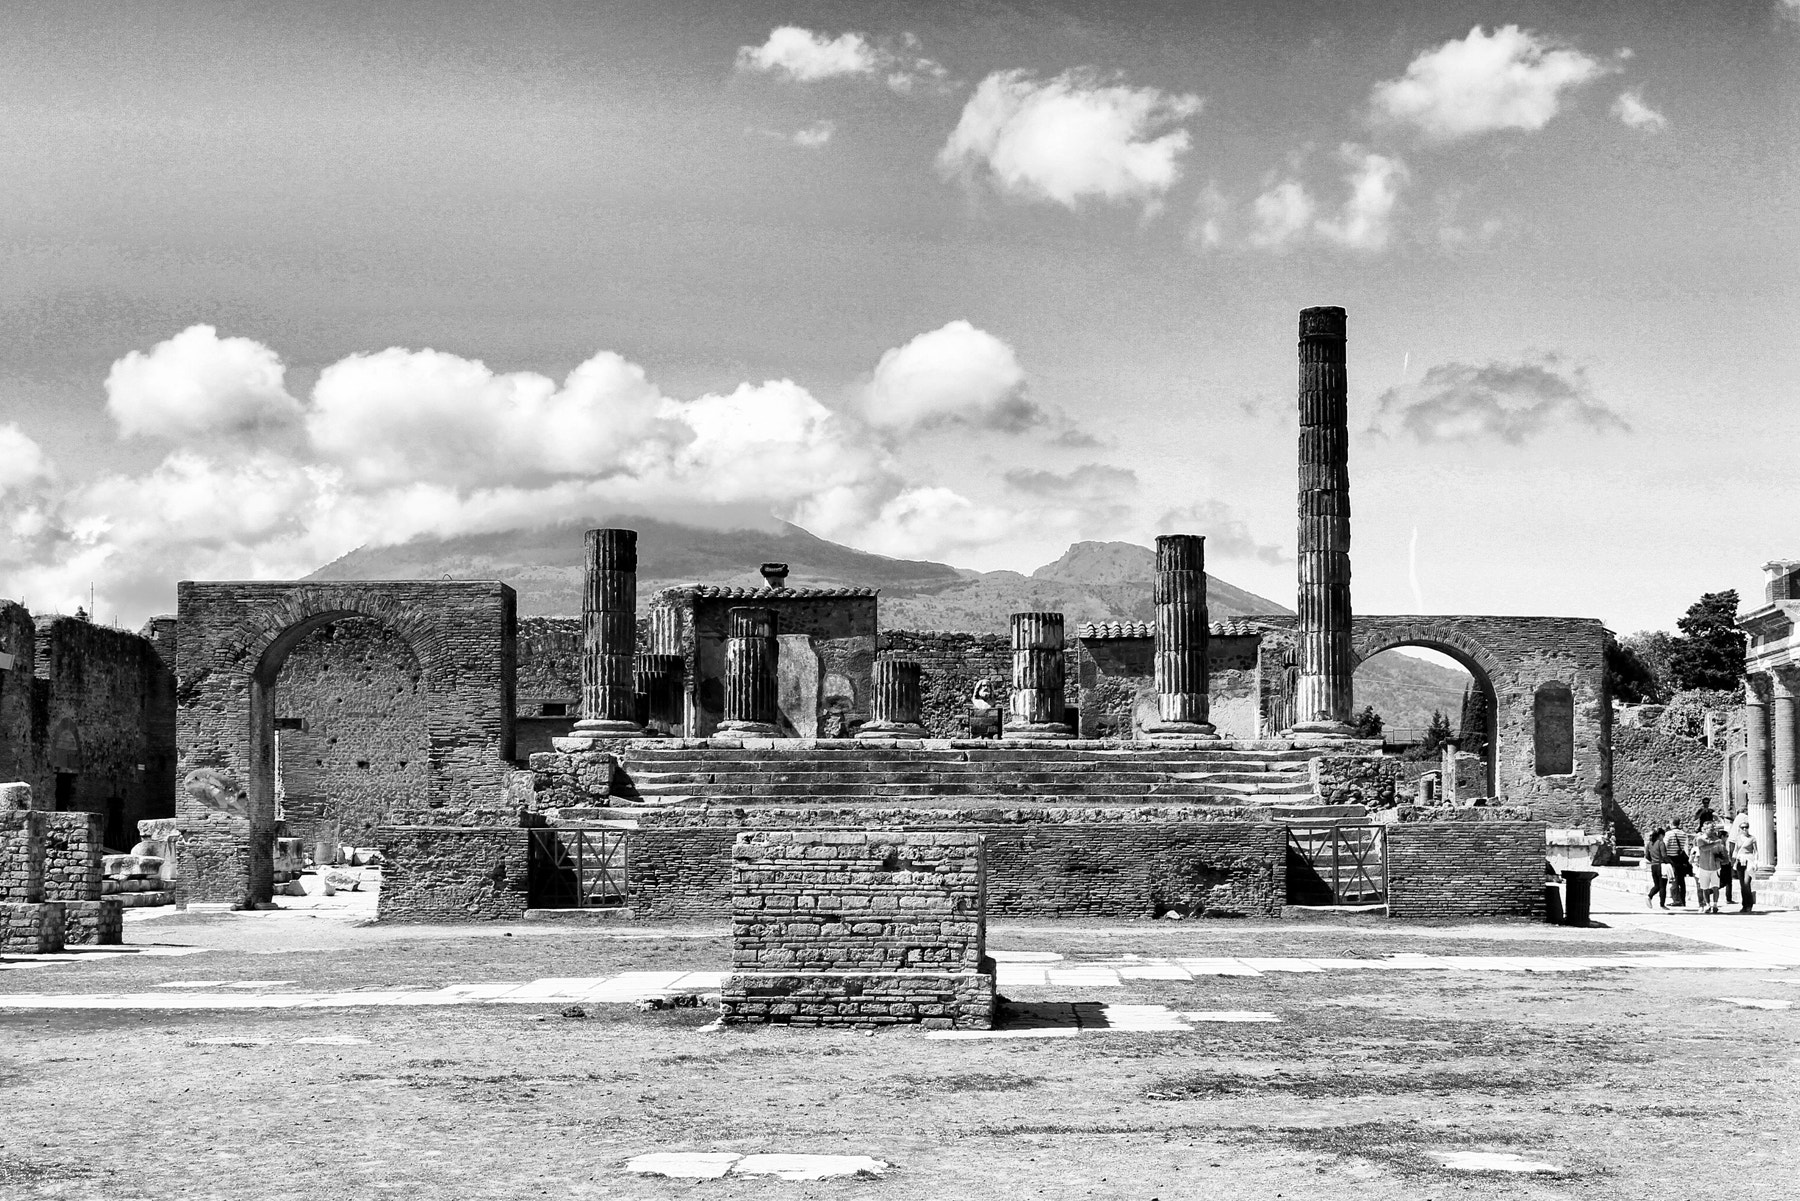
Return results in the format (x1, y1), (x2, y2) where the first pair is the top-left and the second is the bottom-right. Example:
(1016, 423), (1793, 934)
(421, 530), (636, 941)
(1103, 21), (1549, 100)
(1352, 650), (1471, 731)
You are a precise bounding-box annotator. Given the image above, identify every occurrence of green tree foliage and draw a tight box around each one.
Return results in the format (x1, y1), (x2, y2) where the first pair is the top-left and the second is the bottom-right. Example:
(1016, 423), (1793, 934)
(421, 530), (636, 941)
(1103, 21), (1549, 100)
(1421, 709), (1455, 756)
(1456, 685), (1488, 757)
(1607, 631), (1674, 704)
(1349, 705), (1384, 739)
(1667, 590), (1744, 692)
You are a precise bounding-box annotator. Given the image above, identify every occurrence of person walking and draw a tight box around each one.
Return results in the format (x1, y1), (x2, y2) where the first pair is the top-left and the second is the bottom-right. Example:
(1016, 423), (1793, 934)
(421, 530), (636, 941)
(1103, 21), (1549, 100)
(1664, 820), (1692, 909)
(1692, 821), (1729, 915)
(1644, 826), (1669, 910)
(1732, 813), (1758, 914)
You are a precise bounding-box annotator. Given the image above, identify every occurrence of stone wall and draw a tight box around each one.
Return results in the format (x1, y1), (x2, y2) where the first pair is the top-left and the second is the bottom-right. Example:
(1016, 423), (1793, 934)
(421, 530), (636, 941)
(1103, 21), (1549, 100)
(0, 603), (37, 786)
(375, 826), (531, 922)
(176, 580), (517, 905)
(41, 811), (102, 902)
(1074, 631), (1264, 740)
(1610, 725), (1724, 845)
(1384, 820), (1546, 919)
(0, 901), (62, 952)
(0, 809), (44, 901)
(1314, 751), (1401, 809)
(877, 631), (1015, 737)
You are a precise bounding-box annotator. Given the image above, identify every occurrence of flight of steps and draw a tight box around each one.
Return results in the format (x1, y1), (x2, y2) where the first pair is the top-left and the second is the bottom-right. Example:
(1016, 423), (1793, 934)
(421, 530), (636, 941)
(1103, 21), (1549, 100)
(611, 740), (1321, 810)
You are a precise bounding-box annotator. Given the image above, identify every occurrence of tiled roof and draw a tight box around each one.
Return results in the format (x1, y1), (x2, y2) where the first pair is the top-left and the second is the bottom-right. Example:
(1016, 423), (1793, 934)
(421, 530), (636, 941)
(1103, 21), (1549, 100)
(1078, 618), (1271, 640)
(656, 585), (880, 601)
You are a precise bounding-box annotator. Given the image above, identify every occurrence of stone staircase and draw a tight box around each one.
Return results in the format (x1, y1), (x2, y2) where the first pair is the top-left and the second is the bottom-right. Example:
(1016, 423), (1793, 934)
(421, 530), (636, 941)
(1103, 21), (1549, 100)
(611, 740), (1321, 810)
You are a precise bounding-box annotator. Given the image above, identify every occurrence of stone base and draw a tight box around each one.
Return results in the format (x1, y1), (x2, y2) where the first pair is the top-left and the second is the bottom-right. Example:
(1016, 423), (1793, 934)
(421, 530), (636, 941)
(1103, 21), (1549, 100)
(0, 901), (64, 952)
(721, 969), (995, 1029)
(61, 899), (123, 946)
(1003, 722), (1074, 741)
(855, 722), (929, 740)
(1289, 721), (1358, 744)
(717, 721), (784, 737)
(1142, 721), (1220, 740)
(553, 720), (642, 751)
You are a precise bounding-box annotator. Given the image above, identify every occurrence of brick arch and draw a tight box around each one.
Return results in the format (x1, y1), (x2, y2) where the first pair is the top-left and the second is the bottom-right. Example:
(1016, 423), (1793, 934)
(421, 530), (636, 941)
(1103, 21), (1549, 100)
(175, 580), (516, 905)
(1350, 620), (1502, 799)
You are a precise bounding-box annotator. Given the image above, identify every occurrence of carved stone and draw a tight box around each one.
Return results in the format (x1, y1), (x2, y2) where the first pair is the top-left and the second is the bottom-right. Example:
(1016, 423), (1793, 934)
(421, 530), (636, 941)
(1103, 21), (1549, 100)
(1144, 534), (1218, 740)
(1005, 612), (1072, 739)
(569, 528), (641, 740)
(719, 608), (782, 737)
(1291, 306), (1356, 740)
(858, 657), (927, 740)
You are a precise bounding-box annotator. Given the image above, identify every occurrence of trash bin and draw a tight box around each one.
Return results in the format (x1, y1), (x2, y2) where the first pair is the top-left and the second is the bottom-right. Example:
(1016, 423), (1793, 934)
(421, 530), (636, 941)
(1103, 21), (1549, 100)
(1543, 880), (1564, 925)
(1562, 870), (1596, 927)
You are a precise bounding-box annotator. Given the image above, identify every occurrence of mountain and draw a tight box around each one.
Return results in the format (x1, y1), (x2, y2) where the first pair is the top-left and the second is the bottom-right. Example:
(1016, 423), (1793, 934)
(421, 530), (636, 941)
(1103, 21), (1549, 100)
(1352, 651), (1472, 732)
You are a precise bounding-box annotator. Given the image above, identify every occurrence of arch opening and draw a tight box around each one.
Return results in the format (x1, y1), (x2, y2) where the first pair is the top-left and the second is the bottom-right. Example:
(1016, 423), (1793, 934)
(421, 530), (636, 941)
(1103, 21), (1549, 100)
(1350, 641), (1498, 801)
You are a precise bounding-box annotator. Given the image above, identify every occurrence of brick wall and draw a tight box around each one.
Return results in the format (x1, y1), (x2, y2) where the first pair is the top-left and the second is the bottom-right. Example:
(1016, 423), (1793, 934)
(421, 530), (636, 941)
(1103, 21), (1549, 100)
(1610, 725), (1722, 845)
(1385, 820), (1546, 919)
(730, 830), (985, 971)
(40, 811), (101, 902)
(375, 826), (530, 922)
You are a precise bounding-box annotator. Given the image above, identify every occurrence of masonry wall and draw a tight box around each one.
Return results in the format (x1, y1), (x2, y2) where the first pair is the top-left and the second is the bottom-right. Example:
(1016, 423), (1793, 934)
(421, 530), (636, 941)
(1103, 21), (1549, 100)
(878, 631), (1015, 737)
(0, 809), (45, 901)
(686, 593), (878, 736)
(375, 826), (531, 922)
(1075, 634), (1265, 740)
(1384, 820), (1546, 919)
(0, 602), (38, 786)
(1610, 725), (1723, 845)
(40, 811), (102, 902)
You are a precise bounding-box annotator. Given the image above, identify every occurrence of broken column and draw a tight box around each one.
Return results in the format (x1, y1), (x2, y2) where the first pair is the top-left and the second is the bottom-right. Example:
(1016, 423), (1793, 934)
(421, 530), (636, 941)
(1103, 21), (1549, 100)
(568, 527), (641, 741)
(634, 653), (685, 737)
(720, 607), (782, 737)
(1292, 305), (1356, 740)
(1005, 612), (1072, 739)
(1145, 533), (1218, 739)
(857, 656), (927, 740)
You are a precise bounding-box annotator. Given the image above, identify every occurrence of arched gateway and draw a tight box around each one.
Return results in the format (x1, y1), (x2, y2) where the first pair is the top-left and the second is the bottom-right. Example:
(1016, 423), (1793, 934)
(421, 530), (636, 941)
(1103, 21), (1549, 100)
(174, 581), (517, 905)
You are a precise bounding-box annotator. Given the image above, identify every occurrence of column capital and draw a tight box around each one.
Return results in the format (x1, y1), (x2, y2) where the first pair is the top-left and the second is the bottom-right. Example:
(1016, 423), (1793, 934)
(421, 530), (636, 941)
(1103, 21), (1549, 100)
(1746, 671), (1773, 704)
(1771, 667), (1800, 699)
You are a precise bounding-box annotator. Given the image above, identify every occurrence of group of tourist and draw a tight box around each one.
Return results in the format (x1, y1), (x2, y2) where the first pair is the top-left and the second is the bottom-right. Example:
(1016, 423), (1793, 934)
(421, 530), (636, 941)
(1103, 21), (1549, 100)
(1644, 804), (1757, 914)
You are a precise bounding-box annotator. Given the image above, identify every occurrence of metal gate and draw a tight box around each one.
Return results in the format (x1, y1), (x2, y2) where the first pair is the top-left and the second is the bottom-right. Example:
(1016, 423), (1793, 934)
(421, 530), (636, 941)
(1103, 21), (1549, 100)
(529, 828), (629, 909)
(1286, 824), (1386, 904)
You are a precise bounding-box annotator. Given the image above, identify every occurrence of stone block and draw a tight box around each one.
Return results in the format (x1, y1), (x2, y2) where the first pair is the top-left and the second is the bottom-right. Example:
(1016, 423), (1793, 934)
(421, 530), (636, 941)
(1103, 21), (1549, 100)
(61, 899), (123, 946)
(0, 901), (64, 952)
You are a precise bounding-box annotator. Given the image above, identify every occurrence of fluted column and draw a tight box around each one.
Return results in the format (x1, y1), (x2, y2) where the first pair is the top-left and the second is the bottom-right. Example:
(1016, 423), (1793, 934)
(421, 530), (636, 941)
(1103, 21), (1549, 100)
(1005, 612), (1073, 739)
(634, 653), (684, 737)
(857, 656), (927, 740)
(1292, 305), (1356, 740)
(571, 527), (641, 739)
(1773, 669), (1799, 881)
(1746, 673), (1775, 872)
(1145, 533), (1218, 740)
(719, 608), (782, 737)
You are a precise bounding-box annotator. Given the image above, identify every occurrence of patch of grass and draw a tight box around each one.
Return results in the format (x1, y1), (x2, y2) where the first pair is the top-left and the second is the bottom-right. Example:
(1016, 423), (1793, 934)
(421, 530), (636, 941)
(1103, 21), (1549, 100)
(0, 1156), (95, 1185)
(897, 1071), (1043, 1093)
(1145, 1067), (1568, 1101)
(1226, 1120), (1594, 1182)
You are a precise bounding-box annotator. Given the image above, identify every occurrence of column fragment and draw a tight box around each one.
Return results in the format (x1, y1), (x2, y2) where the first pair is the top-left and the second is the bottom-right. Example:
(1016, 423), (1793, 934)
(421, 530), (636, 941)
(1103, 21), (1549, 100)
(1746, 673), (1775, 871)
(1773, 669), (1798, 881)
(1292, 306), (1356, 739)
(634, 653), (684, 737)
(858, 657), (927, 740)
(570, 527), (641, 740)
(1005, 612), (1072, 739)
(720, 608), (782, 737)
(1145, 533), (1218, 739)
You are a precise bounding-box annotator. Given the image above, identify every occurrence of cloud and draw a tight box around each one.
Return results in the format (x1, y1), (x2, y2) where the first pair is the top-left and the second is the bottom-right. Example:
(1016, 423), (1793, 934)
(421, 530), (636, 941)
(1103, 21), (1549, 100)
(1247, 147), (1408, 253)
(1155, 500), (1288, 565)
(936, 70), (1203, 211)
(735, 26), (946, 92)
(1003, 463), (1138, 498)
(0, 425), (52, 497)
(1375, 356), (1630, 444)
(1186, 182), (1231, 250)
(1370, 25), (1605, 140)
(103, 324), (304, 440)
(862, 321), (1043, 433)
(791, 120), (836, 148)
(1611, 89), (1667, 132)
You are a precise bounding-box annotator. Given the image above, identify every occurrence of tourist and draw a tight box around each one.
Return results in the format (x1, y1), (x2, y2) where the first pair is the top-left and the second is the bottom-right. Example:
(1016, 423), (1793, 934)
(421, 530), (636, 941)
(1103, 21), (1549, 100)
(1663, 821), (1692, 909)
(1732, 814), (1758, 914)
(1719, 813), (1738, 906)
(1691, 821), (1730, 915)
(1644, 826), (1669, 909)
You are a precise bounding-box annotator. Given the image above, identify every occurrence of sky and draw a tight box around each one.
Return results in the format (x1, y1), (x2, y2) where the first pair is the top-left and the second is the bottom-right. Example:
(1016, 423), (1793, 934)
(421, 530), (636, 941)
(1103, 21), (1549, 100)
(0, 0), (1795, 634)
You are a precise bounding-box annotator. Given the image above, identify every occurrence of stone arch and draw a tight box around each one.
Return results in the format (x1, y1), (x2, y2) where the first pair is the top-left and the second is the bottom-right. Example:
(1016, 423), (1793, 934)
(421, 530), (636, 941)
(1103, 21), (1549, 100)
(1350, 621), (1504, 800)
(175, 580), (516, 905)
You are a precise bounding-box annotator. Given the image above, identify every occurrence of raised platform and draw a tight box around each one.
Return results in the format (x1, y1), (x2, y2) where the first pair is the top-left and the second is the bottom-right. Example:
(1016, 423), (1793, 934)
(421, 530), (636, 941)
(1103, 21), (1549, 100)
(720, 970), (995, 1029)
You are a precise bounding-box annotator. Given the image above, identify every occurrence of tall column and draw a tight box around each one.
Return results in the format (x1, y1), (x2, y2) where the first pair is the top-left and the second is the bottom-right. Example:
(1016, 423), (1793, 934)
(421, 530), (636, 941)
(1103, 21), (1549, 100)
(1773, 669), (1799, 882)
(1005, 612), (1073, 740)
(1145, 533), (1218, 740)
(634, 653), (684, 737)
(719, 608), (782, 737)
(1746, 673), (1775, 872)
(857, 656), (927, 740)
(1292, 305), (1356, 740)
(570, 527), (641, 740)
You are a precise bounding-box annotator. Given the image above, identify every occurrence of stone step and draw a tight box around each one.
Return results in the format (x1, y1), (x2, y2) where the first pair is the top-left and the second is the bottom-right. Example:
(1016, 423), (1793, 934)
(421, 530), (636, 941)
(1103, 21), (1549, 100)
(621, 757), (1313, 775)
(625, 794), (1292, 810)
(627, 769), (1306, 787)
(620, 746), (1320, 763)
(630, 780), (1317, 799)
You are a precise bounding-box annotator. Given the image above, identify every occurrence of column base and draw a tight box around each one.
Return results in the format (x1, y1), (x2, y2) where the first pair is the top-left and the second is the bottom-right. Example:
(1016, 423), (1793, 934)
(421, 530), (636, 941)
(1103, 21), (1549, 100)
(1142, 721), (1220, 740)
(553, 719), (642, 752)
(1288, 721), (1357, 744)
(1003, 722), (1074, 740)
(856, 722), (929, 740)
(717, 720), (784, 738)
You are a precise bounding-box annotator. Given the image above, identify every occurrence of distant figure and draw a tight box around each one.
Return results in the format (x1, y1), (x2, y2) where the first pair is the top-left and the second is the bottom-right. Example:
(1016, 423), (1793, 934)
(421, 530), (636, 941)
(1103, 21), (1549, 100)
(1644, 826), (1669, 910)
(1663, 820), (1692, 909)
(968, 679), (1001, 739)
(1691, 821), (1730, 915)
(1731, 814), (1758, 914)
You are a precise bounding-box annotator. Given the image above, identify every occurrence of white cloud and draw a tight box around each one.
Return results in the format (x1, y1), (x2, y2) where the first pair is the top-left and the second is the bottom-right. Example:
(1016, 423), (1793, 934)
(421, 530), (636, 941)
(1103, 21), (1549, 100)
(1315, 150), (1408, 251)
(937, 70), (1203, 211)
(103, 324), (303, 440)
(1370, 25), (1605, 140)
(1249, 180), (1316, 250)
(0, 425), (52, 497)
(792, 120), (836, 148)
(736, 27), (880, 82)
(862, 321), (1042, 433)
(1611, 89), (1668, 132)
(1186, 182), (1231, 250)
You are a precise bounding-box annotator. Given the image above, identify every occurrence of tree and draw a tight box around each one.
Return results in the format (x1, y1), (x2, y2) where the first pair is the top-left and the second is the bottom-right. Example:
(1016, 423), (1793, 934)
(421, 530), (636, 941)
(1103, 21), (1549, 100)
(1349, 705), (1384, 739)
(1456, 685), (1488, 757)
(1420, 710), (1455, 756)
(1607, 631), (1673, 704)
(1667, 590), (1744, 692)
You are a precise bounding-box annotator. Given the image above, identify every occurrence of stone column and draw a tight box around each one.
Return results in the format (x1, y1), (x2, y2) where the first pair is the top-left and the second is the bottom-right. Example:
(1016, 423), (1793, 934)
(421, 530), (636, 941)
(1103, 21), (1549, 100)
(634, 653), (684, 737)
(1292, 305), (1356, 740)
(857, 656), (927, 740)
(1746, 673), (1776, 872)
(1005, 612), (1072, 739)
(1773, 669), (1799, 882)
(719, 608), (782, 737)
(1145, 533), (1218, 740)
(569, 527), (641, 740)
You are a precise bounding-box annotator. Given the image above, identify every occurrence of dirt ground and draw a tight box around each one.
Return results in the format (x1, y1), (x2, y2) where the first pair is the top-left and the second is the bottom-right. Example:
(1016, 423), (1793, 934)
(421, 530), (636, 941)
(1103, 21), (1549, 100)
(2, 908), (1796, 1200)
